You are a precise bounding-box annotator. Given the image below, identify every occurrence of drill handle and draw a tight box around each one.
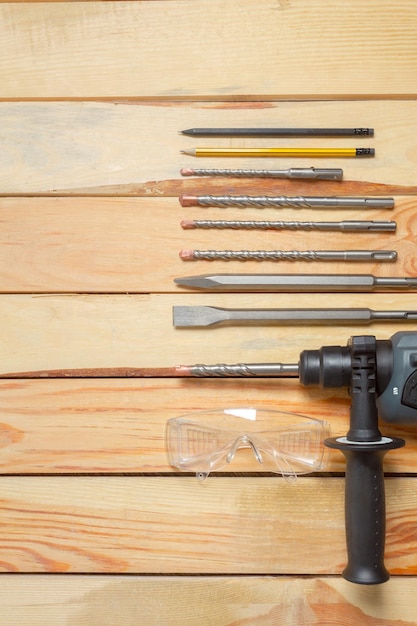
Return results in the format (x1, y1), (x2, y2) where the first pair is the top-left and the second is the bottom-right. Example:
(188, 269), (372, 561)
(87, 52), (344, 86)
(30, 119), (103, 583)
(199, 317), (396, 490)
(325, 437), (404, 585)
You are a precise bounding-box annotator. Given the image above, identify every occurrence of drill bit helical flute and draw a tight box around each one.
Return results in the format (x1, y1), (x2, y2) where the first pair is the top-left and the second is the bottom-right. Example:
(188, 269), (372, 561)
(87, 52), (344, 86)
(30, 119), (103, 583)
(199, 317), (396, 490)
(179, 250), (397, 262)
(180, 167), (344, 180)
(179, 195), (394, 209)
(180, 219), (396, 233)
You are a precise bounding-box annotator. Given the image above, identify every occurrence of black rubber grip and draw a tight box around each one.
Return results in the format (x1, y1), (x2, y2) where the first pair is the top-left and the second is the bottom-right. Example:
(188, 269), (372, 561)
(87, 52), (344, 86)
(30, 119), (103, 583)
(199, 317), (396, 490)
(325, 437), (404, 584)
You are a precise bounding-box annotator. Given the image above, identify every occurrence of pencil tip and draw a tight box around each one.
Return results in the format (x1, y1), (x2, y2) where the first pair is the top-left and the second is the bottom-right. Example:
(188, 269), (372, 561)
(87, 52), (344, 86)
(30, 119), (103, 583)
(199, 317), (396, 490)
(181, 129), (193, 136)
(181, 149), (195, 156)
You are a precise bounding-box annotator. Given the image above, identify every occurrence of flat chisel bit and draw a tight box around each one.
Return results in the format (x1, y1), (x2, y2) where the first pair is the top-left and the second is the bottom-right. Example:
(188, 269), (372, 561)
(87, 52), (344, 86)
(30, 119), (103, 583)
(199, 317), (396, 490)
(174, 273), (417, 292)
(173, 306), (417, 327)
(180, 219), (397, 232)
(180, 167), (344, 180)
(179, 194), (394, 209)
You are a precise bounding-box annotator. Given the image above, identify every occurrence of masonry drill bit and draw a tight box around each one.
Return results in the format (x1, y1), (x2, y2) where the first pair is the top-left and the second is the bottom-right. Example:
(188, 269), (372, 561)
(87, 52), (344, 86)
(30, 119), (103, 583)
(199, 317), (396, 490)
(173, 306), (417, 328)
(180, 167), (344, 180)
(174, 273), (417, 291)
(180, 219), (396, 233)
(174, 363), (300, 377)
(179, 194), (394, 209)
(179, 250), (397, 262)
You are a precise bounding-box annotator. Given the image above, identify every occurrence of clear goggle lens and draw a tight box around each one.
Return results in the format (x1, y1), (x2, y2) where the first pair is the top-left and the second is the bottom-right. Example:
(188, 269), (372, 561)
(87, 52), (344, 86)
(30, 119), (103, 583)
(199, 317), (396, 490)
(166, 408), (330, 481)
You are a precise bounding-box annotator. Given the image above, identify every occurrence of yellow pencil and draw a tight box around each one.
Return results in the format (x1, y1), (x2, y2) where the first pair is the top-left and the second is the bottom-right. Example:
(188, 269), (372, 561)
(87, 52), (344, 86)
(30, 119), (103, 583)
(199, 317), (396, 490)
(181, 147), (374, 158)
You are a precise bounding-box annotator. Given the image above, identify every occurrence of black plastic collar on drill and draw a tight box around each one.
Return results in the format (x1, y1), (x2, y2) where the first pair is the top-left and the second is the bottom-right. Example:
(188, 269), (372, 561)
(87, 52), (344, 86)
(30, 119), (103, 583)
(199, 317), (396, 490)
(298, 344), (351, 388)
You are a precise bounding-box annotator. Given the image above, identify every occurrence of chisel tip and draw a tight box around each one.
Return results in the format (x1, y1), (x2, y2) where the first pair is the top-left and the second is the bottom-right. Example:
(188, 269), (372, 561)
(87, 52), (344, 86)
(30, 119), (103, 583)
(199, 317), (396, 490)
(174, 275), (216, 289)
(173, 306), (225, 327)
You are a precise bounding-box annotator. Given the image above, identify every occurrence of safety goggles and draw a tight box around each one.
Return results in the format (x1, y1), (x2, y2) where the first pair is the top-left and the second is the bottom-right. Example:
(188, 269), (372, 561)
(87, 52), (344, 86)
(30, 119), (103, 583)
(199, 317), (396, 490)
(166, 408), (330, 481)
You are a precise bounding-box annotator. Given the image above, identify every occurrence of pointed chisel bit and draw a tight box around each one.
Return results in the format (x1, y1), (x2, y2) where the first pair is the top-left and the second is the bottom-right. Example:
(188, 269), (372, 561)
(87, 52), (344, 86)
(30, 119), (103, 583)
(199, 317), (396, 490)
(174, 274), (417, 292)
(173, 306), (417, 328)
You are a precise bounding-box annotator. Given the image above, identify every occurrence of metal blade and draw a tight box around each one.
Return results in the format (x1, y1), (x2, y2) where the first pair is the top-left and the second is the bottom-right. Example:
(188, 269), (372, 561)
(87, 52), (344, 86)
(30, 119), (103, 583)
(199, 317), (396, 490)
(173, 306), (417, 328)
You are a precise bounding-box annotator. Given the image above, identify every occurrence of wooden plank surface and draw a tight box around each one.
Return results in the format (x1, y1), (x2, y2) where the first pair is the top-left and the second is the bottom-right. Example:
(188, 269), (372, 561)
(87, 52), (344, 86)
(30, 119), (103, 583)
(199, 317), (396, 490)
(1, 293), (417, 371)
(0, 475), (415, 575)
(0, 197), (416, 292)
(1, 1), (417, 99)
(0, 100), (416, 195)
(2, 0), (417, 619)
(0, 576), (416, 626)
(0, 377), (415, 474)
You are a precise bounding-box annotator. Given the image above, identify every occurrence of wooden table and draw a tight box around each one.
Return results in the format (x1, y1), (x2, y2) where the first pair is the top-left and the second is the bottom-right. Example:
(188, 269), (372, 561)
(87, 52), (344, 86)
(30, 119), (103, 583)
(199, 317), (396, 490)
(1, 1), (417, 622)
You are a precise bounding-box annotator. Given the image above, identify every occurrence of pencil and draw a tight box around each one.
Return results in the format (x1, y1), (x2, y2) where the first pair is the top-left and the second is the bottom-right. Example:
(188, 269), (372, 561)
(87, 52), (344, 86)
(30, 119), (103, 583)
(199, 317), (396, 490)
(181, 147), (375, 158)
(181, 127), (374, 137)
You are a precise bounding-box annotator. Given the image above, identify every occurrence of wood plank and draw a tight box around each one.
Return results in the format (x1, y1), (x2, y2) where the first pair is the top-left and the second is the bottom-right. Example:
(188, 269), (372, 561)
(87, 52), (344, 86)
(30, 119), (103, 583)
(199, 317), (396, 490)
(1, 293), (417, 371)
(1, 1), (417, 99)
(0, 476), (415, 574)
(0, 575), (416, 625)
(1, 101), (417, 195)
(0, 377), (414, 474)
(0, 197), (416, 292)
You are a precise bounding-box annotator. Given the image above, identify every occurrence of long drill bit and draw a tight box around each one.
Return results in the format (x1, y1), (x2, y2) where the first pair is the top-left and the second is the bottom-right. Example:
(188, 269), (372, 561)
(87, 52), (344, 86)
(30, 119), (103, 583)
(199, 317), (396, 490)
(180, 219), (397, 233)
(173, 306), (417, 328)
(179, 250), (397, 262)
(179, 194), (394, 209)
(180, 167), (344, 180)
(174, 363), (300, 377)
(174, 273), (417, 291)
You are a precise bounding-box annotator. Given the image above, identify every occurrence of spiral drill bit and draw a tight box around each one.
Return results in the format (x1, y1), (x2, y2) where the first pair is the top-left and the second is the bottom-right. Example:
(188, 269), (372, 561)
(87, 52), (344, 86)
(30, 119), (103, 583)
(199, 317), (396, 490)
(179, 250), (397, 262)
(175, 363), (299, 377)
(179, 195), (394, 209)
(180, 219), (396, 232)
(180, 167), (344, 180)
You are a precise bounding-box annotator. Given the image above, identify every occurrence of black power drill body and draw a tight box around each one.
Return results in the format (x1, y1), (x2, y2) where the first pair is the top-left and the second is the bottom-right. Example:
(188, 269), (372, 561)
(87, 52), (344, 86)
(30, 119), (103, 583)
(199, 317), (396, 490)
(298, 331), (417, 584)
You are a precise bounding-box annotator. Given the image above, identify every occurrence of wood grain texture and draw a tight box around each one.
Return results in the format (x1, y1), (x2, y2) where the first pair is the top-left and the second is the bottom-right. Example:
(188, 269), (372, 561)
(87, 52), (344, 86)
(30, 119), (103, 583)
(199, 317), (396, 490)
(2, 0), (417, 613)
(1, 1), (417, 99)
(0, 197), (416, 292)
(0, 377), (414, 474)
(0, 100), (416, 195)
(1, 293), (417, 371)
(0, 476), (415, 575)
(0, 575), (416, 625)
